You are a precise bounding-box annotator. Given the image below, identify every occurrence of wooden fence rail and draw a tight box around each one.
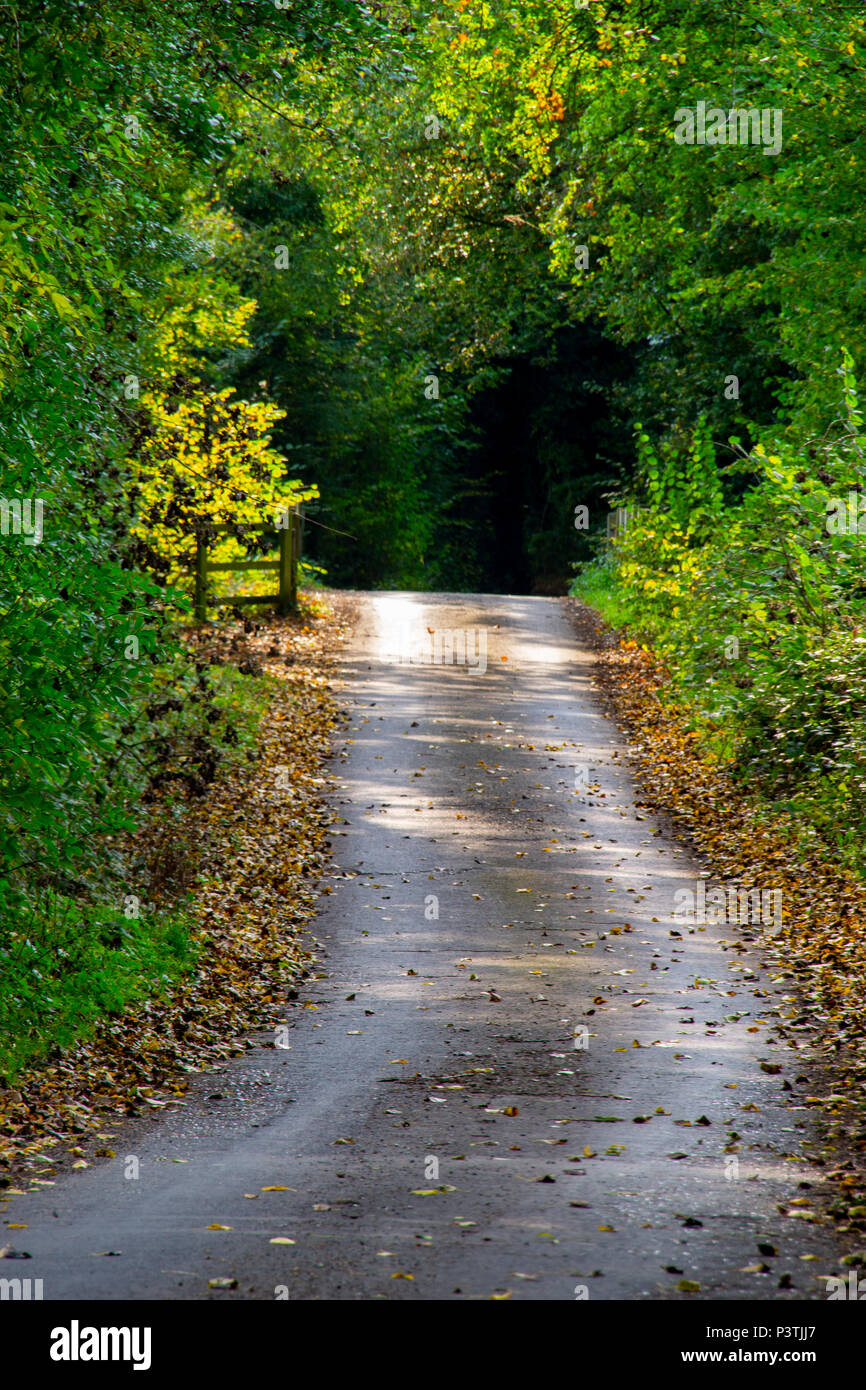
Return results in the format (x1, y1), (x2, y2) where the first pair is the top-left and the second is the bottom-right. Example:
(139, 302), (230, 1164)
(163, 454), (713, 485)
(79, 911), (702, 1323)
(193, 509), (303, 620)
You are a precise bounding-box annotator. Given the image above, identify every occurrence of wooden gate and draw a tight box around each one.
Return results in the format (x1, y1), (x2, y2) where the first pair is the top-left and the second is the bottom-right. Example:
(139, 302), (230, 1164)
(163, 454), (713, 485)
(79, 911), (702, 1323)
(193, 509), (303, 620)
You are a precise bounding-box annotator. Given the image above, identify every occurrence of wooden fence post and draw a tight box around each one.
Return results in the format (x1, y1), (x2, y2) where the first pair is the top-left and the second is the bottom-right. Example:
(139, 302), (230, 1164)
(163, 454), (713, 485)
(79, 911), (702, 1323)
(290, 508), (302, 608)
(194, 535), (208, 620)
(278, 520), (292, 615)
(606, 506), (632, 544)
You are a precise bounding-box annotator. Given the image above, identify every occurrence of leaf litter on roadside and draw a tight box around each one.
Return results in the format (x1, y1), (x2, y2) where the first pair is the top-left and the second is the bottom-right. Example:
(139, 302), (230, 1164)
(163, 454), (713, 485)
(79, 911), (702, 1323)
(0, 596), (353, 1179)
(575, 599), (866, 1193)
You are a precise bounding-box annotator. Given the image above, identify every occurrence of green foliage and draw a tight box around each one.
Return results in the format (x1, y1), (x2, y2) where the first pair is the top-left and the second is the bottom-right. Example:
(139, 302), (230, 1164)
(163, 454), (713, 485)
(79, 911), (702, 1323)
(577, 354), (866, 872)
(3, 0), (866, 1056)
(0, 0), (351, 1051)
(0, 896), (196, 1083)
(0, 653), (274, 1080)
(637, 417), (724, 536)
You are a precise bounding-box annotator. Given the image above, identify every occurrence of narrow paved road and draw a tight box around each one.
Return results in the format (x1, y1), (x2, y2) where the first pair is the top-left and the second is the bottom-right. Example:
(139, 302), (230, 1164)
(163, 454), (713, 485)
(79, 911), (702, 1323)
(10, 594), (844, 1299)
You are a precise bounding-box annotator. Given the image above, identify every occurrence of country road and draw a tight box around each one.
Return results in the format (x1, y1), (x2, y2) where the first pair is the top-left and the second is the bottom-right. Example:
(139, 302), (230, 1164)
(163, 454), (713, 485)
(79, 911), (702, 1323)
(8, 593), (845, 1300)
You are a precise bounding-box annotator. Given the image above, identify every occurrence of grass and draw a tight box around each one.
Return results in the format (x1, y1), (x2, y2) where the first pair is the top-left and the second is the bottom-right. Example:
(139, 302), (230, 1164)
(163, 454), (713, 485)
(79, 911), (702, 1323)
(571, 549), (866, 884)
(208, 661), (278, 755)
(0, 897), (196, 1083)
(569, 554), (635, 633)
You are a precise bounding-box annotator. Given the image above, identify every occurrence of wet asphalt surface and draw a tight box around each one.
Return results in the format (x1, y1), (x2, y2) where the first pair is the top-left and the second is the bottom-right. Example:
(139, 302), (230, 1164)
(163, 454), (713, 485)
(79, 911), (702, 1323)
(5, 593), (846, 1300)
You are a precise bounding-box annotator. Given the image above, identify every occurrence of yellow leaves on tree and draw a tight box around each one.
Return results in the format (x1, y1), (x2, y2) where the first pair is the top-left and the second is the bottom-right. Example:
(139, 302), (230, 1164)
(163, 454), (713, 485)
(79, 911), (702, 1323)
(150, 282), (256, 380)
(132, 283), (317, 588)
(132, 386), (316, 585)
